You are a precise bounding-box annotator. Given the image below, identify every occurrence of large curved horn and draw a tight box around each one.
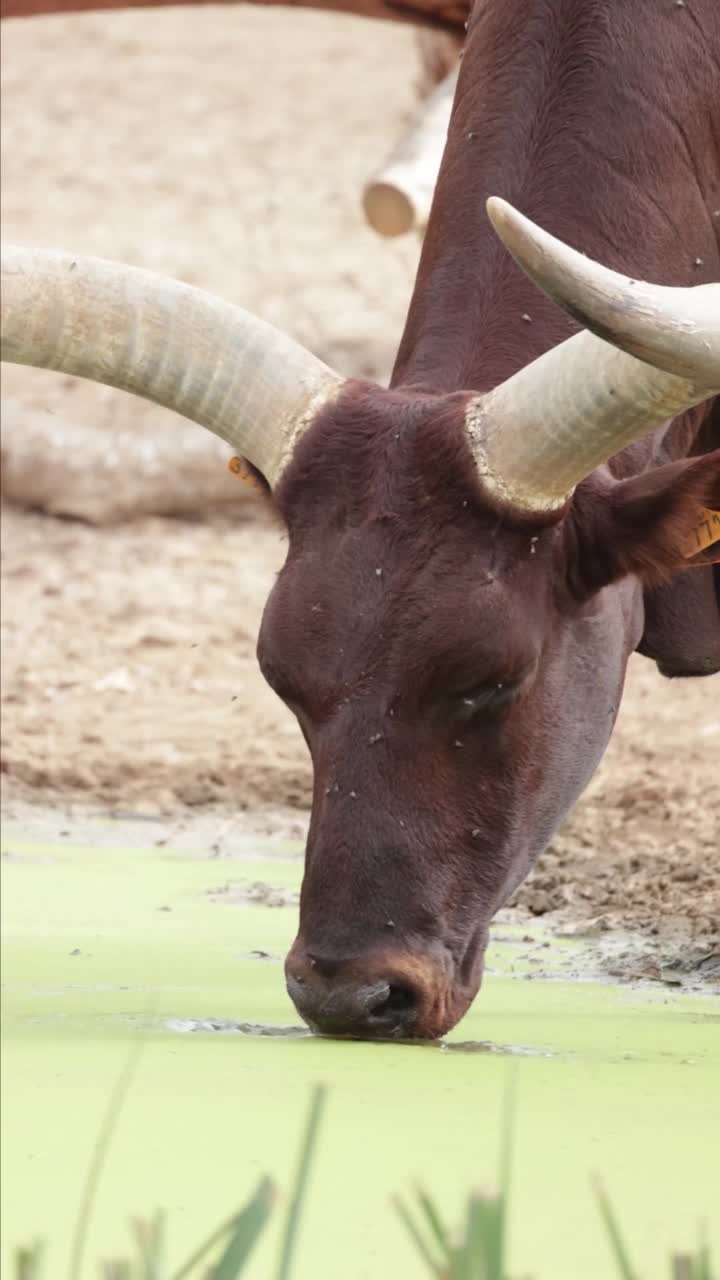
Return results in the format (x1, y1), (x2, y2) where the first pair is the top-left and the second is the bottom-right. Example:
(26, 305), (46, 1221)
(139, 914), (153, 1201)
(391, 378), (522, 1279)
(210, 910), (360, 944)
(465, 199), (720, 513)
(1, 246), (344, 487)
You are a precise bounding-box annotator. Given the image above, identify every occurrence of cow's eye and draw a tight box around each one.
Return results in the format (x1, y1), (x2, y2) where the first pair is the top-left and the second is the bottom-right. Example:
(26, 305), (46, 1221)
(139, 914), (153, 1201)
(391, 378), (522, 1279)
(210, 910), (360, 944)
(454, 681), (517, 719)
(451, 658), (537, 721)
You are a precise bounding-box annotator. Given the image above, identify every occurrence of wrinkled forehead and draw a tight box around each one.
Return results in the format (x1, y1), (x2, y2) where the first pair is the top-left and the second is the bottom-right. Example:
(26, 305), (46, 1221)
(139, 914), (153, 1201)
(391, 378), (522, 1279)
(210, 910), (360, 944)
(265, 388), (555, 677)
(263, 505), (550, 689)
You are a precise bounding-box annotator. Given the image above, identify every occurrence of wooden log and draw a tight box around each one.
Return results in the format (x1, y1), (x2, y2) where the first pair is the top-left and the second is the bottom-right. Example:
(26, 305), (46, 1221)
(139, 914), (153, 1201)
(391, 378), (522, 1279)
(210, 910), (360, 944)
(1, 0), (468, 31)
(414, 28), (462, 97)
(362, 64), (457, 237)
(0, 399), (255, 523)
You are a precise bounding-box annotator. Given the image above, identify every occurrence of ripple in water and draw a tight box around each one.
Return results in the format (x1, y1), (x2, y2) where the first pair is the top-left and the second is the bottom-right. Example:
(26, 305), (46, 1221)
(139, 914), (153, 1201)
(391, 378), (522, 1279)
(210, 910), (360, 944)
(166, 1018), (311, 1037)
(165, 1018), (554, 1055)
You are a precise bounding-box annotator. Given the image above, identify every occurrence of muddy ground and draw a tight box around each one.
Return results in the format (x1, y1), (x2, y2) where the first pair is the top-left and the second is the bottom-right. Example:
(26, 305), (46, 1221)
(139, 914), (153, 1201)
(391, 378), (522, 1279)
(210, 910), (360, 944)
(1, 7), (718, 962)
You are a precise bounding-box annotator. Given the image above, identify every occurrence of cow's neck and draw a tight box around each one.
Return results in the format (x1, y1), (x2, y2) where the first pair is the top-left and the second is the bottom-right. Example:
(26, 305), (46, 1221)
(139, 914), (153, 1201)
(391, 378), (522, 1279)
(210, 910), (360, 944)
(392, 0), (720, 414)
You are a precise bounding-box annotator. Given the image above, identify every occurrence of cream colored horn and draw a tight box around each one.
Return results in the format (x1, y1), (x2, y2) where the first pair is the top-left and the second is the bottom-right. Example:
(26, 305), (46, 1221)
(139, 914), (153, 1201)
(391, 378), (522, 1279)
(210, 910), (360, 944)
(1, 246), (344, 487)
(465, 198), (720, 513)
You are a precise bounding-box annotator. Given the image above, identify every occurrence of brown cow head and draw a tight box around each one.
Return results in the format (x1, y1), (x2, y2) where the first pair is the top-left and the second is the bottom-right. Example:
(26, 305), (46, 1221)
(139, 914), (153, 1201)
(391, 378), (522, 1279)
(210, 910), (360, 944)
(261, 384), (719, 1038)
(2, 201), (718, 1040)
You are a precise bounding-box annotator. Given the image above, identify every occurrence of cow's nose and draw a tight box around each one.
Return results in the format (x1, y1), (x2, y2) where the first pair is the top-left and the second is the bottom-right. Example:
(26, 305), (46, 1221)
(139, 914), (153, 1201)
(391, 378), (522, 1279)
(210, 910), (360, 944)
(286, 964), (420, 1038)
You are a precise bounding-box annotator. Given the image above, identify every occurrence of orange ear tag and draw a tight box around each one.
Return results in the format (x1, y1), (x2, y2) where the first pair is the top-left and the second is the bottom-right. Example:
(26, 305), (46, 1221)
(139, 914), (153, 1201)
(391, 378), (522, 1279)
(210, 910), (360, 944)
(682, 509), (720, 565)
(228, 456), (251, 480)
(228, 456), (266, 494)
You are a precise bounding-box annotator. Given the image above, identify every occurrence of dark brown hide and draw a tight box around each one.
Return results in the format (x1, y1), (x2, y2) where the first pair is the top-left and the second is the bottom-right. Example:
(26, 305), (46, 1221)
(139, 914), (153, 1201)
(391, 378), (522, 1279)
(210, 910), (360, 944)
(267, 387), (718, 1038)
(264, 0), (720, 1039)
(394, 0), (720, 677)
(267, 386), (567, 1036)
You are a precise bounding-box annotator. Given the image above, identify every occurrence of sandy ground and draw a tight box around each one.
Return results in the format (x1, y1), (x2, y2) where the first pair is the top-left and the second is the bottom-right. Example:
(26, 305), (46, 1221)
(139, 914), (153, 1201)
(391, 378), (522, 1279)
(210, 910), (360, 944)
(1, 7), (718, 955)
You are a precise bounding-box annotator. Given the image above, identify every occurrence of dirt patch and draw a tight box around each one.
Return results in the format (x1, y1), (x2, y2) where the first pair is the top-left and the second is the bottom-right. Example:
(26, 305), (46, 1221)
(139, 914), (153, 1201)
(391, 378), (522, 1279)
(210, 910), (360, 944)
(514, 676), (719, 945)
(1, 7), (718, 950)
(207, 880), (299, 908)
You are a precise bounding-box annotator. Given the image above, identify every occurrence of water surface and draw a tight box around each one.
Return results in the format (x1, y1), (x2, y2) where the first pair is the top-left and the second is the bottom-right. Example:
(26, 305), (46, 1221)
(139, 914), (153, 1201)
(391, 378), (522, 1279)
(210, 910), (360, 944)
(2, 819), (718, 1278)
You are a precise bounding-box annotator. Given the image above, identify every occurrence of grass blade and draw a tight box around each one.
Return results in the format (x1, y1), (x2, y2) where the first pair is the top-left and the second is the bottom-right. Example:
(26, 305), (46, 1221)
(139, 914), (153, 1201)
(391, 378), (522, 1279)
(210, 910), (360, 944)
(131, 1209), (166, 1279)
(14, 1242), (45, 1280)
(393, 1194), (443, 1274)
(591, 1177), (640, 1280)
(67, 1040), (144, 1280)
(462, 1189), (499, 1280)
(455, 1192), (482, 1280)
(171, 1201), (269, 1280)
(274, 1084), (327, 1280)
(490, 1073), (515, 1280)
(414, 1186), (452, 1261)
(691, 1233), (713, 1280)
(208, 1177), (275, 1279)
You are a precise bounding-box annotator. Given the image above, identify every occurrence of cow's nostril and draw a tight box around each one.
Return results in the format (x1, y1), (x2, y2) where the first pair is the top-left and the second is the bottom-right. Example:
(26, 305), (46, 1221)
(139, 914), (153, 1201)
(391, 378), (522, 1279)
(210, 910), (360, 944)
(285, 950), (425, 1037)
(366, 981), (417, 1024)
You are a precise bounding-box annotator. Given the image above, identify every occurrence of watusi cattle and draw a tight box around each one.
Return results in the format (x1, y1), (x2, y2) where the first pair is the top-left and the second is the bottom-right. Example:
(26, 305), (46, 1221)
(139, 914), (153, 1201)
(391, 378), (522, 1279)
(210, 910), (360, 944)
(1, 0), (719, 1040)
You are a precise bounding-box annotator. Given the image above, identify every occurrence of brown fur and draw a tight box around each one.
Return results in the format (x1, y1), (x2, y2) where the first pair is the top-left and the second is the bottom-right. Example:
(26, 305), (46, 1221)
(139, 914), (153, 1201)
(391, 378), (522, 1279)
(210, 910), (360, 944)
(270, 0), (720, 1039)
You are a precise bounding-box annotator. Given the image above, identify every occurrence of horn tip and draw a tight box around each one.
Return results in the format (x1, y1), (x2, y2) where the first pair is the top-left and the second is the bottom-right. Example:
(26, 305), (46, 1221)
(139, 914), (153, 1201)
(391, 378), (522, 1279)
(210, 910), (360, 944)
(485, 195), (511, 227)
(486, 196), (534, 256)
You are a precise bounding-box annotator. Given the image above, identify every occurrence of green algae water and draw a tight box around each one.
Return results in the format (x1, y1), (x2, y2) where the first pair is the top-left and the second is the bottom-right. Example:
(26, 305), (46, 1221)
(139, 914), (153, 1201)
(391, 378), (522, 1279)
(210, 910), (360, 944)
(2, 817), (718, 1278)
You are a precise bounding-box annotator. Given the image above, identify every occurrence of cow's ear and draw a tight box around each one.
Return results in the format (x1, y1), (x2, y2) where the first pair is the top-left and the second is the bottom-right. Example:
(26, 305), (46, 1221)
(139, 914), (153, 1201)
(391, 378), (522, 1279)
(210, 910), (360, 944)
(564, 451), (720, 599)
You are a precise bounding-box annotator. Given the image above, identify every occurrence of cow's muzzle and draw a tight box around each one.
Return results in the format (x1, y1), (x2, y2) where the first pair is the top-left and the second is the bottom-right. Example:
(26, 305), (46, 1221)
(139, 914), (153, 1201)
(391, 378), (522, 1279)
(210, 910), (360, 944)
(285, 936), (482, 1040)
